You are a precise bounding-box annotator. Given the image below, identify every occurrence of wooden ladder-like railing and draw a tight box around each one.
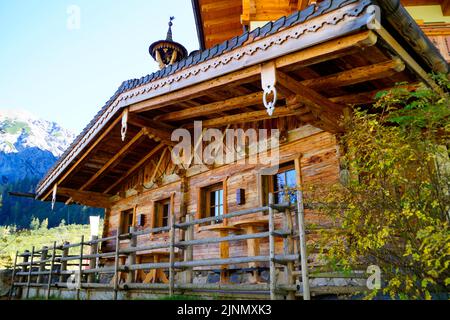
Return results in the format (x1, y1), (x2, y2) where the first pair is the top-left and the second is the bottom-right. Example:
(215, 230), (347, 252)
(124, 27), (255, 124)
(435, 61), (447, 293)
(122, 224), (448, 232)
(9, 192), (314, 300)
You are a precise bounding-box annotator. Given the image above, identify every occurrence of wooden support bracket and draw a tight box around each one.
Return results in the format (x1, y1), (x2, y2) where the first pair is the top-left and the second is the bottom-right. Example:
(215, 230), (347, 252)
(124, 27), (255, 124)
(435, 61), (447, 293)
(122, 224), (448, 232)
(261, 62), (278, 116)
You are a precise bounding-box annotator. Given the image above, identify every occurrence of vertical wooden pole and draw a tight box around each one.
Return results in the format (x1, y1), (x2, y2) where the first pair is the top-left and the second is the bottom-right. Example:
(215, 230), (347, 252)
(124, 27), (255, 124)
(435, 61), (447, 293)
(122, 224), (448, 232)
(59, 242), (69, 283)
(113, 231), (120, 300)
(9, 251), (19, 300)
(268, 194), (276, 300)
(283, 207), (295, 300)
(126, 228), (136, 283)
(26, 246), (35, 300)
(169, 193), (176, 296)
(295, 157), (311, 300)
(183, 213), (194, 284)
(296, 189), (311, 301)
(88, 236), (99, 283)
(46, 242), (57, 300)
(17, 250), (29, 298)
(77, 235), (84, 300)
(37, 246), (48, 284)
(223, 177), (229, 226)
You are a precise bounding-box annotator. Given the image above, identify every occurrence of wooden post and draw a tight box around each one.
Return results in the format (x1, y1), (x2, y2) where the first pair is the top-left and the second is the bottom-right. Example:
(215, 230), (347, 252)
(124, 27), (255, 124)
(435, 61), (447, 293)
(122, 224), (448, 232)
(37, 246), (48, 284)
(268, 194), (276, 300)
(283, 207), (295, 300)
(77, 235), (84, 300)
(88, 236), (99, 283)
(26, 246), (35, 300)
(183, 213), (194, 284)
(126, 229), (136, 283)
(59, 242), (69, 283)
(17, 250), (29, 298)
(294, 156), (311, 301)
(113, 231), (120, 300)
(46, 242), (57, 300)
(169, 193), (176, 296)
(8, 251), (19, 300)
(296, 189), (311, 301)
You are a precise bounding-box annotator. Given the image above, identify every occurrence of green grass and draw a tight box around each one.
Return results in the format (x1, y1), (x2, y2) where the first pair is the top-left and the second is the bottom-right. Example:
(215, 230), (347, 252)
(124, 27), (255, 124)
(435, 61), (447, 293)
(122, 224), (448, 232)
(0, 224), (91, 269)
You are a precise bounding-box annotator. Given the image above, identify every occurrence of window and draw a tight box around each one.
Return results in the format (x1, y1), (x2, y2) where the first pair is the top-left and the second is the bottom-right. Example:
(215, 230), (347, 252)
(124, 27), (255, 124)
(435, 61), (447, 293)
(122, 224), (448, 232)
(154, 199), (171, 229)
(120, 209), (134, 235)
(262, 162), (298, 205)
(199, 183), (224, 224)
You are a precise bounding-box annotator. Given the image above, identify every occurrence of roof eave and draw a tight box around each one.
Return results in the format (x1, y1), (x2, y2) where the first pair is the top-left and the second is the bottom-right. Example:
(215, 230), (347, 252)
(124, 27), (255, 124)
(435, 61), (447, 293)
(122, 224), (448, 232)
(376, 0), (449, 74)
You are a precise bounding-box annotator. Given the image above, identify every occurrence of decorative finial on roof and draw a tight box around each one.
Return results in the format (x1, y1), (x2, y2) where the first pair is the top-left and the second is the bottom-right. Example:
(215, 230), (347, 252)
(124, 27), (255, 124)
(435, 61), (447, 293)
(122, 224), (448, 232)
(149, 16), (188, 70)
(166, 16), (175, 41)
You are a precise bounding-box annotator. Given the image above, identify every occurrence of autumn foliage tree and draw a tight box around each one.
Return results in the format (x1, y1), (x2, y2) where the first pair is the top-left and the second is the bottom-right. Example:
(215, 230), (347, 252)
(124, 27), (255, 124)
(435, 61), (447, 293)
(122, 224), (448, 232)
(315, 75), (450, 299)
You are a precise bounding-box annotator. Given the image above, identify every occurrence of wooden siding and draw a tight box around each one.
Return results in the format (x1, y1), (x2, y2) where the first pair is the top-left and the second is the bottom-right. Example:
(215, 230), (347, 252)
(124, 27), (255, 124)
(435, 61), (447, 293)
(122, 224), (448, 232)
(102, 124), (340, 267)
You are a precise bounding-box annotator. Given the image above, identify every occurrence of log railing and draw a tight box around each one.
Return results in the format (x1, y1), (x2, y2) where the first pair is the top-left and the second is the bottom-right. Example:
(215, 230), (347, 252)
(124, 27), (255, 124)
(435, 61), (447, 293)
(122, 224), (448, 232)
(9, 192), (367, 300)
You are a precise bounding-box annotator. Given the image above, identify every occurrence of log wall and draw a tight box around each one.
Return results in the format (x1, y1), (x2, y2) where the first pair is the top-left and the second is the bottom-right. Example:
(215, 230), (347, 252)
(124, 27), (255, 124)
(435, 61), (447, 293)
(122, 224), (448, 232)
(103, 124), (341, 266)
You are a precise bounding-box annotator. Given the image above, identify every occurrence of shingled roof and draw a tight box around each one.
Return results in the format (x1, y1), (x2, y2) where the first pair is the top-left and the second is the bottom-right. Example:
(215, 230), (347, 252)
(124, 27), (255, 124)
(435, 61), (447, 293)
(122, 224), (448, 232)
(36, 0), (448, 196)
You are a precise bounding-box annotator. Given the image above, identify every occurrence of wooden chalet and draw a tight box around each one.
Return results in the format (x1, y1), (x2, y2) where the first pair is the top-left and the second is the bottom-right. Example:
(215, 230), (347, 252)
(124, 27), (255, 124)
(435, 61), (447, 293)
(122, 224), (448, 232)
(10, 0), (450, 300)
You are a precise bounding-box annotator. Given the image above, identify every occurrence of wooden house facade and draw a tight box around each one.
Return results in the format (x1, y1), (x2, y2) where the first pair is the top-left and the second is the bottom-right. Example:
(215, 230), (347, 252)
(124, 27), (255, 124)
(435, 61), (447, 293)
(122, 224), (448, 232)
(10, 0), (449, 300)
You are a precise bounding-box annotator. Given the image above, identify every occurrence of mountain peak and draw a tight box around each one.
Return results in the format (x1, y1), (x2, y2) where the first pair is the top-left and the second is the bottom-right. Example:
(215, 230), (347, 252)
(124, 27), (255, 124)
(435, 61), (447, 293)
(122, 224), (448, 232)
(0, 109), (75, 157)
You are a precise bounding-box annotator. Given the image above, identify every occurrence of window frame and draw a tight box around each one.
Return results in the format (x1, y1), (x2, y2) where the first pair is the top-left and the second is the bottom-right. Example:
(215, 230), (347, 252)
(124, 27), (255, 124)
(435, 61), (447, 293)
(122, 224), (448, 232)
(197, 179), (227, 227)
(119, 208), (135, 235)
(153, 198), (171, 230)
(260, 161), (299, 206)
(205, 184), (224, 219)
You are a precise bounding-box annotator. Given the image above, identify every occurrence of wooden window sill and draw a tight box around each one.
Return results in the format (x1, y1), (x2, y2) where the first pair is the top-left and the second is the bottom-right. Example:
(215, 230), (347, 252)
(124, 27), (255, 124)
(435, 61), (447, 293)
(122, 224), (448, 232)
(198, 223), (225, 232)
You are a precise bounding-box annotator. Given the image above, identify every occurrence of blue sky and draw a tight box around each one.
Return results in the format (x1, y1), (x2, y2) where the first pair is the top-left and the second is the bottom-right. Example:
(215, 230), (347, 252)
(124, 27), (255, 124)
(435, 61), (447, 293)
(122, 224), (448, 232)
(0, 0), (199, 134)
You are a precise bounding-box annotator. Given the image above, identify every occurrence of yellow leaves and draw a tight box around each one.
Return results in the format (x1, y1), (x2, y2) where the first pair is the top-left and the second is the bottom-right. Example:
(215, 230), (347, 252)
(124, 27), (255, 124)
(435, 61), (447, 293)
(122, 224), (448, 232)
(313, 86), (450, 299)
(431, 200), (440, 209)
(389, 277), (402, 288)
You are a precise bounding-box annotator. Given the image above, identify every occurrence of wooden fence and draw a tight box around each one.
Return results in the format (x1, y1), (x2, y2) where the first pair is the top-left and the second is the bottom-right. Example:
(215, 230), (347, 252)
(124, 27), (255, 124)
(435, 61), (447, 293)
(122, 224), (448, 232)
(9, 192), (367, 300)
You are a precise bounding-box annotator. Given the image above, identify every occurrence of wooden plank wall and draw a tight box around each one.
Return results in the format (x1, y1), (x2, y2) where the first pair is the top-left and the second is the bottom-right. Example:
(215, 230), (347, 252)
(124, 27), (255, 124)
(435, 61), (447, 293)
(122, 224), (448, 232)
(103, 124), (341, 267)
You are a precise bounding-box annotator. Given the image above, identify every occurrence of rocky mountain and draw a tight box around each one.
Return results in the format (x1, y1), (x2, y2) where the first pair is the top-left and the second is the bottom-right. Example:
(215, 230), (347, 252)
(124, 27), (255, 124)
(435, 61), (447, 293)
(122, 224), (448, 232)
(0, 109), (101, 229)
(0, 109), (75, 184)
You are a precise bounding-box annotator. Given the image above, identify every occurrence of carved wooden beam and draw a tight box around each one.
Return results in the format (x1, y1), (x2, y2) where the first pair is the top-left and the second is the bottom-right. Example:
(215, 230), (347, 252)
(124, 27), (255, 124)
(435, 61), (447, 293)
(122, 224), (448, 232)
(156, 92), (264, 122)
(129, 65), (262, 113)
(58, 188), (112, 208)
(128, 114), (175, 131)
(78, 128), (147, 192)
(104, 143), (166, 194)
(200, 106), (309, 128)
(128, 114), (177, 146)
(156, 58), (401, 123)
(277, 71), (343, 133)
(241, 0), (257, 25)
(201, 1), (238, 12)
(205, 15), (240, 28)
(149, 147), (169, 188)
(42, 114), (124, 201)
(301, 58), (405, 91)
